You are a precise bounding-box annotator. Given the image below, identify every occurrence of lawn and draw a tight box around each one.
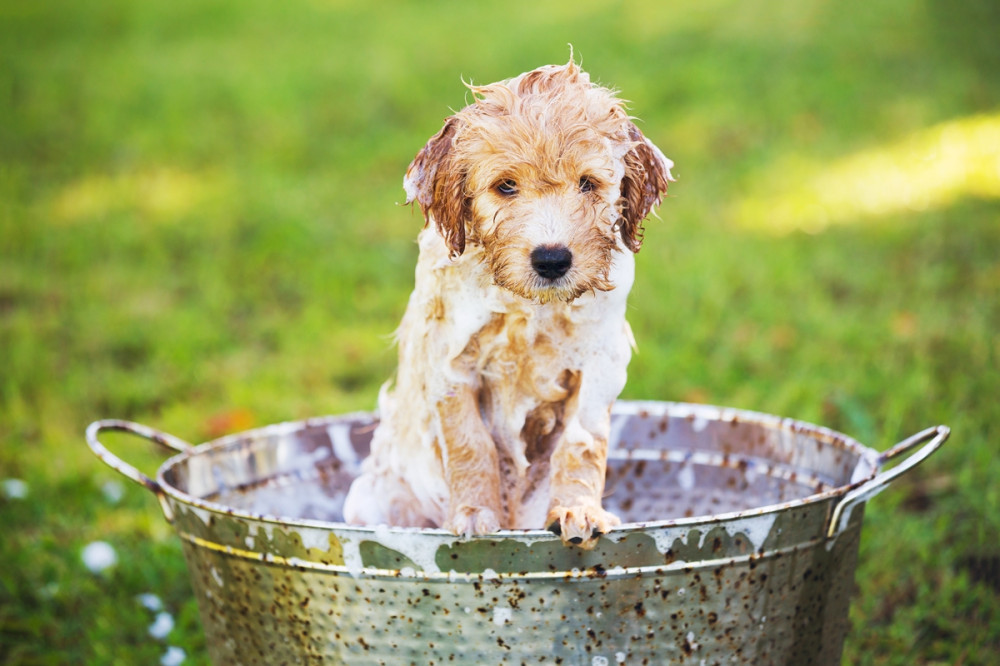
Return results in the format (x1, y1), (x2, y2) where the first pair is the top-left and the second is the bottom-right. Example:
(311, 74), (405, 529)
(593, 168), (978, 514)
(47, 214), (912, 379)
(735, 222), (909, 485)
(1, 0), (998, 663)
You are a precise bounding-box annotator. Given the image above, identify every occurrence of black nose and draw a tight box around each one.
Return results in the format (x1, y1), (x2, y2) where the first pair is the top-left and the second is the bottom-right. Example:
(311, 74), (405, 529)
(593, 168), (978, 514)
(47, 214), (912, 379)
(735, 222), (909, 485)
(530, 245), (573, 280)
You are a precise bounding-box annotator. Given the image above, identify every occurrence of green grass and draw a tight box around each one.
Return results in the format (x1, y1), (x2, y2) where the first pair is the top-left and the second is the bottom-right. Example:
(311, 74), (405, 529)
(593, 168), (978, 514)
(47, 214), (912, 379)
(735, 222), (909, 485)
(2, 0), (998, 663)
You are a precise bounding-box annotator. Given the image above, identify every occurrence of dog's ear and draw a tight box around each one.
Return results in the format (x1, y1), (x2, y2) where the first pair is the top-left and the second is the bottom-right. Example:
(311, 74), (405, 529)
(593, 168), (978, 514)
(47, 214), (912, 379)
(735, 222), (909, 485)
(404, 117), (468, 257)
(619, 124), (674, 253)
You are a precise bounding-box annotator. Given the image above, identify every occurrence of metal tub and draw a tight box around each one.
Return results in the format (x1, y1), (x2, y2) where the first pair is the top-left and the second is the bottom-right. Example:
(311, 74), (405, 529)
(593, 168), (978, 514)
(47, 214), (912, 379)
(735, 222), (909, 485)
(86, 401), (948, 664)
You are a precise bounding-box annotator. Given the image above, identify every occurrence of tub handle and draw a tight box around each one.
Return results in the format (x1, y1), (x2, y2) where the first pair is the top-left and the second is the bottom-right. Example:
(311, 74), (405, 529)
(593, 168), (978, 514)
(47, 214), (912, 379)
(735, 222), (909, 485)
(85, 420), (193, 521)
(826, 425), (950, 538)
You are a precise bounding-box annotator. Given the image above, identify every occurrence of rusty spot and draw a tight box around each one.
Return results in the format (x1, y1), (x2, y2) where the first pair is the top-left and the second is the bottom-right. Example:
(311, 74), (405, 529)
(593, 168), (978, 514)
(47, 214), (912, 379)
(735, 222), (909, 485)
(130, 401), (911, 663)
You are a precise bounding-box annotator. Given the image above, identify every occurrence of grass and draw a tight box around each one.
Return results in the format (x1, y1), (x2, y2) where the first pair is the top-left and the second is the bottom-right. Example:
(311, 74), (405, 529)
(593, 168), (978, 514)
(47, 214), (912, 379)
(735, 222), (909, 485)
(1, 0), (998, 663)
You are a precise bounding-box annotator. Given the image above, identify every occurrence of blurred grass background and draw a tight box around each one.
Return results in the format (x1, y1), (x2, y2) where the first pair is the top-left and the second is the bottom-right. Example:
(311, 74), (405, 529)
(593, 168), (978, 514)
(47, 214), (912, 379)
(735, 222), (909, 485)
(1, 0), (998, 663)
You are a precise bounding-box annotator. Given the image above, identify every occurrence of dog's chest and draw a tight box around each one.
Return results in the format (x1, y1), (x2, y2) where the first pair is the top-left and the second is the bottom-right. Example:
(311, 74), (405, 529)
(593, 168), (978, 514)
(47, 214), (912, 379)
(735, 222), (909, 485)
(472, 304), (580, 404)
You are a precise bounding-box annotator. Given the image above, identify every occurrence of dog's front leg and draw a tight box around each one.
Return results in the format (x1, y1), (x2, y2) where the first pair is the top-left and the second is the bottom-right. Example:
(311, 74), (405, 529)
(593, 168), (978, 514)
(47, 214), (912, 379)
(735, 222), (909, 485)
(546, 414), (621, 549)
(437, 385), (504, 536)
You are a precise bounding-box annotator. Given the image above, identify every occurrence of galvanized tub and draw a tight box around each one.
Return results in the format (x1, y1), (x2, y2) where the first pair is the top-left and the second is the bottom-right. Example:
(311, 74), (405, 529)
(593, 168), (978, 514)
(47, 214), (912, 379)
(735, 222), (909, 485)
(86, 401), (948, 665)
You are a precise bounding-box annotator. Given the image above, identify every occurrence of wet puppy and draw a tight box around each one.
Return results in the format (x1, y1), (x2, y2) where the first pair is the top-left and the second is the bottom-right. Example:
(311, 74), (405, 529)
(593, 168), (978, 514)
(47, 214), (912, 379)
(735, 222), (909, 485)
(344, 60), (673, 548)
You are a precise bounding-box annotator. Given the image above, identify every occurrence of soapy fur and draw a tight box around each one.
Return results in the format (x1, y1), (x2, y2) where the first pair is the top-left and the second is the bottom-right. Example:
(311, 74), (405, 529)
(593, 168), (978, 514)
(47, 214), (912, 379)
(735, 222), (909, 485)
(343, 59), (673, 548)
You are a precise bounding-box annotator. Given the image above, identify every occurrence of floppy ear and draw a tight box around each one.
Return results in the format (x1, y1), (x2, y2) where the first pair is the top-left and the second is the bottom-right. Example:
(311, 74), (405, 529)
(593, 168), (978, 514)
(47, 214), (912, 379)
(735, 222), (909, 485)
(403, 117), (469, 257)
(618, 124), (674, 253)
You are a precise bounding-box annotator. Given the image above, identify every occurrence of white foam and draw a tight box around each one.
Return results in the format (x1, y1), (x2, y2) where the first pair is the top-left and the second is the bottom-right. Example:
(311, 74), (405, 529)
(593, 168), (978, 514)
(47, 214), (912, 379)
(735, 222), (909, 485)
(650, 527), (688, 555)
(730, 513), (777, 552)
(694, 512), (777, 552)
(493, 607), (512, 626)
(327, 423), (359, 467)
(677, 460), (696, 491)
(238, 483), (344, 522)
(185, 505), (215, 526)
(371, 524), (445, 575)
(245, 522), (260, 541)
(297, 528), (331, 553)
(338, 534), (365, 576)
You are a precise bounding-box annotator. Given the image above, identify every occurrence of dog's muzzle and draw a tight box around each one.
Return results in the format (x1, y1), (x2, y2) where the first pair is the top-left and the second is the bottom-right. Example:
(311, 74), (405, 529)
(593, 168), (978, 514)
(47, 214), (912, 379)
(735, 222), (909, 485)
(530, 245), (572, 280)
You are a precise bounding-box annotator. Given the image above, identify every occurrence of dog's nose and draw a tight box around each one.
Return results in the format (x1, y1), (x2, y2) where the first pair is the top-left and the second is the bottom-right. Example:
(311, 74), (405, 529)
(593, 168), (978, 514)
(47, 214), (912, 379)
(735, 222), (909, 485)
(530, 245), (573, 280)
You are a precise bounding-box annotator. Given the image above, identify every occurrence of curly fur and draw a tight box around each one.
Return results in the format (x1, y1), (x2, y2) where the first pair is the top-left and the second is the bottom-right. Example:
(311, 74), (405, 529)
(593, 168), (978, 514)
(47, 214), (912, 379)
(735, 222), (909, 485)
(343, 60), (674, 548)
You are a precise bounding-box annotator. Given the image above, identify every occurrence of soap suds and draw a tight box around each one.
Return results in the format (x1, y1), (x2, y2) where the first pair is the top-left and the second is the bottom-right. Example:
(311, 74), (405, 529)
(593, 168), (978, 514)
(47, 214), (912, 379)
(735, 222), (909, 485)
(493, 607), (512, 626)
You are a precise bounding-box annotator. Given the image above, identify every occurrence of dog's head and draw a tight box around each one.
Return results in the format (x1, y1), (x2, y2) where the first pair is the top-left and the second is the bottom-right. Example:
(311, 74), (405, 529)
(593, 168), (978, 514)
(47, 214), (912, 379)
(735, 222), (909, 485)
(404, 60), (674, 303)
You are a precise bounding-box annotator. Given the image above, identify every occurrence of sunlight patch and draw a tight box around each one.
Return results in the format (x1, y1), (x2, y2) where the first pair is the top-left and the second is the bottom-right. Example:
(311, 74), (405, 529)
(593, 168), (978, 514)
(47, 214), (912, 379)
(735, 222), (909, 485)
(50, 167), (223, 225)
(734, 113), (1000, 233)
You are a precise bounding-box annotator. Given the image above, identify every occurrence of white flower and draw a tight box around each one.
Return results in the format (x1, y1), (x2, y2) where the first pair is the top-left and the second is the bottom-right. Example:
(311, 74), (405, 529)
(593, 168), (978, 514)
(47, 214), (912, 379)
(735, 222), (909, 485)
(148, 612), (175, 640)
(101, 479), (125, 504)
(2, 478), (28, 500)
(160, 646), (186, 666)
(81, 541), (117, 573)
(137, 593), (164, 612)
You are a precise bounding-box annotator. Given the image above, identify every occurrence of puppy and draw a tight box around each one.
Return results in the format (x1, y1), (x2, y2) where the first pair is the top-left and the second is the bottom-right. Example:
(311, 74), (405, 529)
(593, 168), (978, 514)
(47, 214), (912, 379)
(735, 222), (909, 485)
(343, 59), (673, 548)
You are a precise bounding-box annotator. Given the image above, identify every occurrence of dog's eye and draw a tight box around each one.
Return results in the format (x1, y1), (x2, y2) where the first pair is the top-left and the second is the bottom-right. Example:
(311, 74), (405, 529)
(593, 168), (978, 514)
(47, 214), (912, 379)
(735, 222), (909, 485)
(495, 179), (518, 197)
(579, 176), (596, 193)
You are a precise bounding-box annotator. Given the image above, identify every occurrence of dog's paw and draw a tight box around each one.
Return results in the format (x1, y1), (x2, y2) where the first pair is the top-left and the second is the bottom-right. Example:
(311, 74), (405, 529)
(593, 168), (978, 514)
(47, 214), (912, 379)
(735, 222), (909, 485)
(444, 505), (502, 537)
(546, 504), (621, 550)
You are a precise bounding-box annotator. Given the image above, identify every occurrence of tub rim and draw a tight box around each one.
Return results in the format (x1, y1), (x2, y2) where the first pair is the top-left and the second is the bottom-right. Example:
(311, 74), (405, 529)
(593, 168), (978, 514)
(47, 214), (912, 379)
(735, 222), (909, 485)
(151, 400), (882, 540)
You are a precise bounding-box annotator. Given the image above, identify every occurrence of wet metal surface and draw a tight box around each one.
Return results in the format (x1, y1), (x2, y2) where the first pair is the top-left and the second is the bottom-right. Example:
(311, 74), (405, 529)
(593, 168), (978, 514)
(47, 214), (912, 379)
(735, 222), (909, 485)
(87, 401), (948, 665)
